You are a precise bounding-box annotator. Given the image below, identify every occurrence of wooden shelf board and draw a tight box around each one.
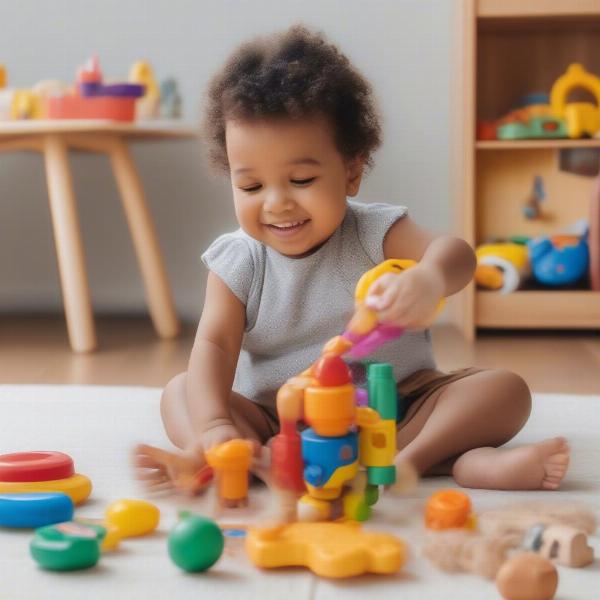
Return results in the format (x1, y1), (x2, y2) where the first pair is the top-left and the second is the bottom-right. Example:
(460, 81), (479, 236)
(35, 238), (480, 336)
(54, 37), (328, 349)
(477, 139), (600, 150)
(478, 0), (600, 19)
(476, 290), (600, 328)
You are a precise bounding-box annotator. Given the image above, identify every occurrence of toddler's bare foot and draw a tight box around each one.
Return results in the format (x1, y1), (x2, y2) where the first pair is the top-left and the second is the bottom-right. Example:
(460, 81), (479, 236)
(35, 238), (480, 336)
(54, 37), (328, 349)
(133, 443), (212, 495)
(452, 437), (570, 491)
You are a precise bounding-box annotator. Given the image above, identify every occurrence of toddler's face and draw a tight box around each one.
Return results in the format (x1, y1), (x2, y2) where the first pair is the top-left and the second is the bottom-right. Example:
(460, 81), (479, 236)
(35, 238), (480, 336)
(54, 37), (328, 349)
(226, 115), (363, 257)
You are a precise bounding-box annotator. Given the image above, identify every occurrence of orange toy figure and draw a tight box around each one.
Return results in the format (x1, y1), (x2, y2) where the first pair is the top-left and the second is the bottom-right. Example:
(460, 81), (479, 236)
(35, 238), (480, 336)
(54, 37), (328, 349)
(205, 439), (254, 508)
(303, 354), (355, 437)
(425, 489), (475, 530)
(246, 520), (406, 578)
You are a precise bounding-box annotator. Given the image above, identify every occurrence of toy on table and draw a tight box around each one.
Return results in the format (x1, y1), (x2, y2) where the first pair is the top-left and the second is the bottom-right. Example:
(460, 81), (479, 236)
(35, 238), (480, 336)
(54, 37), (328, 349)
(30, 521), (105, 571)
(424, 489), (475, 531)
(159, 78), (182, 119)
(47, 56), (144, 122)
(0, 451), (91, 505)
(495, 552), (558, 600)
(129, 60), (160, 119)
(245, 520), (406, 578)
(0, 492), (73, 529)
(168, 511), (224, 572)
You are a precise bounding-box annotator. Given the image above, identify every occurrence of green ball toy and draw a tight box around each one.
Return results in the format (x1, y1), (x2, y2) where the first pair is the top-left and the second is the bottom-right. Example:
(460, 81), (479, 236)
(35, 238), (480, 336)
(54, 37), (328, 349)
(168, 511), (224, 572)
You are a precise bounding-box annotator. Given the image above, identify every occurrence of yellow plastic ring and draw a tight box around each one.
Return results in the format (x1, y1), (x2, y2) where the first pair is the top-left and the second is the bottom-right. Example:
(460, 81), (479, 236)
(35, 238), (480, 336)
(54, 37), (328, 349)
(0, 473), (92, 505)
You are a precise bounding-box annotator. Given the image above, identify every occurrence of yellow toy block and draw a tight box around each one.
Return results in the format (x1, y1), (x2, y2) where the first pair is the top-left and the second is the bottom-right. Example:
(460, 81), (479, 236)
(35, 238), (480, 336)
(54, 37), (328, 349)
(551, 63), (600, 138)
(0, 473), (91, 505)
(246, 521), (407, 578)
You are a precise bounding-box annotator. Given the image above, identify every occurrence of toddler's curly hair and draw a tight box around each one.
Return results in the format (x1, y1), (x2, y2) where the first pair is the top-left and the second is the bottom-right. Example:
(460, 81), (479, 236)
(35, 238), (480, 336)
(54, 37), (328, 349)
(202, 24), (382, 172)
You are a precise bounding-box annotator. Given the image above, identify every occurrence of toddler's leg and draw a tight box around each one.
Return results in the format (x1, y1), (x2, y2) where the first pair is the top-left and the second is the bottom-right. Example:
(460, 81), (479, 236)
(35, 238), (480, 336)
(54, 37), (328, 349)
(395, 370), (569, 490)
(161, 372), (275, 449)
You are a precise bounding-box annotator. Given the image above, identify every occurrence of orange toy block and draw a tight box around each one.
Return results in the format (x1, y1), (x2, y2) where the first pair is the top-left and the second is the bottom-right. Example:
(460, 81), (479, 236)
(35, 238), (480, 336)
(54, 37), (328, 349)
(245, 521), (407, 578)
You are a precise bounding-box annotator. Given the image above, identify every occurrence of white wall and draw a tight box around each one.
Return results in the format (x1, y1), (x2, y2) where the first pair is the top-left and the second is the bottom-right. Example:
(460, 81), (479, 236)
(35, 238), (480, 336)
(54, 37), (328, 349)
(0, 0), (453, 321)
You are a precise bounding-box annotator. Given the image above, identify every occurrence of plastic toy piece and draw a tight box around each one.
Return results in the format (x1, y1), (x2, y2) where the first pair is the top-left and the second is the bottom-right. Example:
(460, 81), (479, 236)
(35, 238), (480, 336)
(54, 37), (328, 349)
(524, 524), (594, 568)
(495, 552), (558, 600)
(77, 518), (121, 551)
(0, 493), (73, 528)
(301, 428), (357, 499)
(271, 383), (305, 494)
(47, 56), (144, 122)
(205, 439), (254, 507)
(0, 451), (74, 482)
(303, 379), (356, 437)
(344, 259), (443, 359)
(0, 473), (92, 505)
(159, 78), (182, 119)
(105, 499), (160, 538)
(30, 521), (105, 571)
(359, 363), (398, 484)
(523, 175), (546, 220)
(475, 243), (530, 294)
(245, 521), (406, 578)
(168, 511), (224, 572)
(425, 489), (474, 530)
(129, 61), (160, 119)
(528, 234), (589, 286)
(311, 353), (352, 387)
(551, 63), (600, 139)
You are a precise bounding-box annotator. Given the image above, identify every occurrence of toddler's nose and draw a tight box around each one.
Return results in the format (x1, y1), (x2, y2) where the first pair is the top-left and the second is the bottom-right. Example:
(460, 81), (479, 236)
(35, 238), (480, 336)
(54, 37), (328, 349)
(264, 189), (295, 213)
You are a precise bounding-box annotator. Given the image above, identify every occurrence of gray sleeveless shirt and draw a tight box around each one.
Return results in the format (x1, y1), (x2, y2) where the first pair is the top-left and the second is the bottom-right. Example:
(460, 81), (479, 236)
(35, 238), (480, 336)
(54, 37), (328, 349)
(201, 200), (436, 409)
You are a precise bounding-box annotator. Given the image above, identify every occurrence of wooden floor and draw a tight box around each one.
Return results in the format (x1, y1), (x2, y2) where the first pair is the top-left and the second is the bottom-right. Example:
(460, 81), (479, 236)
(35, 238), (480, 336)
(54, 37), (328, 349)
(0, 315), (599, 394)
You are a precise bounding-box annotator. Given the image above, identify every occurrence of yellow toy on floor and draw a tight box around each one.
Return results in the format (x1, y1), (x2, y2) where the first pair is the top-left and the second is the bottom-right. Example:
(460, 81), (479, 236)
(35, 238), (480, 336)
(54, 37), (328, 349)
(245, 520), (407, 578)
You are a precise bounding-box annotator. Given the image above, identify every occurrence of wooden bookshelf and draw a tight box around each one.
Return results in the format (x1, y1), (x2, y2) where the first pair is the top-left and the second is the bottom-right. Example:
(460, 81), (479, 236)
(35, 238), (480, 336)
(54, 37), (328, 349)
(453, 0), (600, 338)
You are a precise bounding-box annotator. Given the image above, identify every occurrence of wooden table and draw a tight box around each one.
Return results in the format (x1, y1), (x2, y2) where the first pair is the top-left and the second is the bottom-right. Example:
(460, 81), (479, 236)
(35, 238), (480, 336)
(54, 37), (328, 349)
(0, 120), (197, 352)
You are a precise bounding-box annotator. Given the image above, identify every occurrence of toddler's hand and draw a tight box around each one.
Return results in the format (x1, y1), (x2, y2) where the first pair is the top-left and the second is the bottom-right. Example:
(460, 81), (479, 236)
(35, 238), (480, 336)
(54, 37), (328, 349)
(364, 265), (444, 330)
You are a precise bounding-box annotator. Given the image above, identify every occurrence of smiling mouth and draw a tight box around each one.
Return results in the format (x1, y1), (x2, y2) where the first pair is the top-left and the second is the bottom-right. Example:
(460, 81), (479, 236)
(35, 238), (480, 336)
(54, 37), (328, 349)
(265, 219), (309, 232)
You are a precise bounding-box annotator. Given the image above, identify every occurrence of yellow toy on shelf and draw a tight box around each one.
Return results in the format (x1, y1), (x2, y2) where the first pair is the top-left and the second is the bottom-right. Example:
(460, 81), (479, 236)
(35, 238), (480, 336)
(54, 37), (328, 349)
(246, 520), (407, 578)
(475, 243), (530, 294)
(551, 63), (600, 139)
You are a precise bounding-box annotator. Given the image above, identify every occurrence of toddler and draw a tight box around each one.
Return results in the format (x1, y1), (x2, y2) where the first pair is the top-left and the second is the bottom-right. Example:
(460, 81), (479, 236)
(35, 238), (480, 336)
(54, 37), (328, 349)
(136, 25), (569, 494)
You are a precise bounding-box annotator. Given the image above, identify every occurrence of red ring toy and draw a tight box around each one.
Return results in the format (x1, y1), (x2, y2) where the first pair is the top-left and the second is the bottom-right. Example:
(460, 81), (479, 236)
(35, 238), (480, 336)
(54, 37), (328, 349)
(0, 452), (75, 482)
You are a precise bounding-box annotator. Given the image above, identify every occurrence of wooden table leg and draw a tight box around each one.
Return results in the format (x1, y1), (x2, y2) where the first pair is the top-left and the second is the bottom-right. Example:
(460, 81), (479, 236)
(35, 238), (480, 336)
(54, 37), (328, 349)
(108, 136), (180, 339)
(43, 134), (97, 353)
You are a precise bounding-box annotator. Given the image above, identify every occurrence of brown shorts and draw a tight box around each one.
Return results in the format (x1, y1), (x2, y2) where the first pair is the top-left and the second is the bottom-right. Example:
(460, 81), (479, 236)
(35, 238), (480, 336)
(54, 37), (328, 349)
(396, 367), (484, 427)
(257, 366), (484, 438)
(255, 403), (280, 439)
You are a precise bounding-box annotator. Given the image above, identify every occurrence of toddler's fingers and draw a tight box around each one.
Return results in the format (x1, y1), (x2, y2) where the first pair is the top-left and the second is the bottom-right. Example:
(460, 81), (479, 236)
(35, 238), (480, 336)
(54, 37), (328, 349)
(365, 274), (398, 311)
(135, 468), (167, 482)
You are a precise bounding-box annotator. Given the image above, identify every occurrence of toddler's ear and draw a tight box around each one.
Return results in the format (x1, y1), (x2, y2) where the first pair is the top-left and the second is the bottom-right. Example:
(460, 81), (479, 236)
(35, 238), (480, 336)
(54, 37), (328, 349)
(345, 158), (364, 196)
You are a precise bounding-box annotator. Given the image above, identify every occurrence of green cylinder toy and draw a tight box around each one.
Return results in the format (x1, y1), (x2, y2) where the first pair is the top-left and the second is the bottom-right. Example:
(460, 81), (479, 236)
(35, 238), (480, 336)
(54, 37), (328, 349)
(363, 363), (397, 486)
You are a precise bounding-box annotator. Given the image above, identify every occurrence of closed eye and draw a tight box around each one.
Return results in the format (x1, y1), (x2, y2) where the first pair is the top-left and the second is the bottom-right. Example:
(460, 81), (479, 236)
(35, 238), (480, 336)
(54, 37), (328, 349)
(240, 184), (262, 193)
(291, 177), (316, 186)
